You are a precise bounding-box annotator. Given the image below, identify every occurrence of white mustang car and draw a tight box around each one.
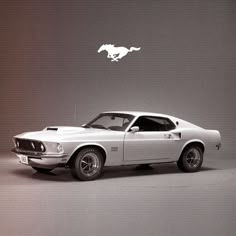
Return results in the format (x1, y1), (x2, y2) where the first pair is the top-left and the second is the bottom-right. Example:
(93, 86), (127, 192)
(12, 111), (221, 181)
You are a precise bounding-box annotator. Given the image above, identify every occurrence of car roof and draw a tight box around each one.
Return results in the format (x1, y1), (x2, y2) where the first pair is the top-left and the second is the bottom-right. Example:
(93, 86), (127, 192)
(102, 111), (172, 118)
(102, 111), (202, 129)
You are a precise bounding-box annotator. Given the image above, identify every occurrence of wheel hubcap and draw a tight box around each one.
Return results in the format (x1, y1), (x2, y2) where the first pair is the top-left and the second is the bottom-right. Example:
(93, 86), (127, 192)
(186, 148), (201, 168)
(80, 153), (100, 177)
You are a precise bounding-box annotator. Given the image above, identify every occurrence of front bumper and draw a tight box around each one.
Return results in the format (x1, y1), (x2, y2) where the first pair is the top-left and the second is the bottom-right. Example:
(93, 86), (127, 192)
(11, 148), (69, 169)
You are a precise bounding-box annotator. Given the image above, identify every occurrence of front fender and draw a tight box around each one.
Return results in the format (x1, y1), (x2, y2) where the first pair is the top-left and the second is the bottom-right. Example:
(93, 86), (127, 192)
(68, 143), (107, 161)
(70, 142), (108, 160)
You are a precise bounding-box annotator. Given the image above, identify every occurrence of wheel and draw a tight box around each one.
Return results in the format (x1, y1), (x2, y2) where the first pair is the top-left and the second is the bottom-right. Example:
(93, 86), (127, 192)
(32, 167), (53, 173)
(71, 147), (104, 181)
(177, 145), (203, 172)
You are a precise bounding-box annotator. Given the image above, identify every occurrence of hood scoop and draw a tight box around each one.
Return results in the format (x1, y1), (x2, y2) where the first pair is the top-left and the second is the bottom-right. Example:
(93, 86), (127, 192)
(46, 127), (58, 131)
(44, 126), (85, 133)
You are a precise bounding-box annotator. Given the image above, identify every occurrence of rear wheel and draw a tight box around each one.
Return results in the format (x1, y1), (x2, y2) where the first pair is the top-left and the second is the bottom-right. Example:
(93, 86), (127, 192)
(71, 147), (104, 181)
(177, 145), (203, 172)
(32, 167), (53, 173)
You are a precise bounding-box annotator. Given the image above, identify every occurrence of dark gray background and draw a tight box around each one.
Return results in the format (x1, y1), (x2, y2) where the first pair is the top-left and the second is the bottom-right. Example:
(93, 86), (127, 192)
(0, 1), (236, 236)
(0, 0), (235, 151)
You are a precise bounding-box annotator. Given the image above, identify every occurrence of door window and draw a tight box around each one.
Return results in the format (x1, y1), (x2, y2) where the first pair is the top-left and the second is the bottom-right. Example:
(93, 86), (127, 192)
(131, 116), (175, 131)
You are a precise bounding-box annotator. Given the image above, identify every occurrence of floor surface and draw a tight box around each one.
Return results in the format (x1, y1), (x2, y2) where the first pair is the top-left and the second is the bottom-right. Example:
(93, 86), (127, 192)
(0, 151), (235, 236)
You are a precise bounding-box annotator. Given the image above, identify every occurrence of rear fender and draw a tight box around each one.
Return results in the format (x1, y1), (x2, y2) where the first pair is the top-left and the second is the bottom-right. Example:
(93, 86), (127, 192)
(180, 139), (205, 156)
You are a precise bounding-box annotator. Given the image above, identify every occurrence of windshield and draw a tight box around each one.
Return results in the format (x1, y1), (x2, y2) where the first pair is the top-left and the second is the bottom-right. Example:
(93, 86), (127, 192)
(84, 113), (134, 131)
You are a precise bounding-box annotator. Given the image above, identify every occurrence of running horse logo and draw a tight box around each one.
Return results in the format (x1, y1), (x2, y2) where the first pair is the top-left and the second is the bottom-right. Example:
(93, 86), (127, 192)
(98, 44), (141, 62)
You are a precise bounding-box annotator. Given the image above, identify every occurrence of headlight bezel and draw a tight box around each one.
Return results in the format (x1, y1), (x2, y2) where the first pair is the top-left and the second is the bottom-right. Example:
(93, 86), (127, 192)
(43, 142), (65, 154)
(56, 143), (64, 153)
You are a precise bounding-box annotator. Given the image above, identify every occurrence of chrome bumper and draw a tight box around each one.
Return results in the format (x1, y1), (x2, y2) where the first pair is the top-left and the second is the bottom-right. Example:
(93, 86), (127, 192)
(11, 148), (69, 168)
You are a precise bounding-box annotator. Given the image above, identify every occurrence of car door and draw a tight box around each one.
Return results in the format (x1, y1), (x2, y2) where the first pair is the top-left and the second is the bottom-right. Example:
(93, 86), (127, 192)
(124, 116), (182, 162)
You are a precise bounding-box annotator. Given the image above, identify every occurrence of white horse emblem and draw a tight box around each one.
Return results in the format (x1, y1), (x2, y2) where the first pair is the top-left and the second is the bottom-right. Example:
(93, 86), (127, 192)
(98, 44), (141, 62)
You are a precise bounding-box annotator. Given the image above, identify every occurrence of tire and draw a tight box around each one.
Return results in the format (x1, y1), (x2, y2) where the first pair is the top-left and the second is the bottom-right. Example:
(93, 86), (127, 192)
(177, 145), (203, 172)
(71, 147), (104, 181)
(32, 167), (53, 173)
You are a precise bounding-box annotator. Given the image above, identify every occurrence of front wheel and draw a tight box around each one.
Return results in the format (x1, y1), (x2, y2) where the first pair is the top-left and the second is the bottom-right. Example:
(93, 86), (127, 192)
(177, 145), (203, 172)
(71, 148), (104, 181)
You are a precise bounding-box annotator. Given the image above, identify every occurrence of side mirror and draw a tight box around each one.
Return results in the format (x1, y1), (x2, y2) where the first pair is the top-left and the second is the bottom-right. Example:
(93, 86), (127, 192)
(130, 126), (139, 133)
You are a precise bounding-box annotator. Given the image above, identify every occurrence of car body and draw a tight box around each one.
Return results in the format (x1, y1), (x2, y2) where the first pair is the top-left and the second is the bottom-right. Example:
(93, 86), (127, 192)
(12, 111), (221, 180)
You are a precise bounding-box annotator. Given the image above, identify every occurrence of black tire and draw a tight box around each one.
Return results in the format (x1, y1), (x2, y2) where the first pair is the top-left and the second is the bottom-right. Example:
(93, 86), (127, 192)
(32, 167), (53, 173)
(177, 145), (203, 172)
(71, 147), (104, 181)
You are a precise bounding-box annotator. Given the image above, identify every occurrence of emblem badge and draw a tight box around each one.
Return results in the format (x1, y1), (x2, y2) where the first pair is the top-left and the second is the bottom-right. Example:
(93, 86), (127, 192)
(98, 44), (141, 62)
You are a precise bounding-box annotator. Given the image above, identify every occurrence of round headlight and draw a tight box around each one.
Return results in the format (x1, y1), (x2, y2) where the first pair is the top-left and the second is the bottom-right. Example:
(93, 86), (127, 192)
(40, 143), (45, 152)
(57, 144), (64, 153)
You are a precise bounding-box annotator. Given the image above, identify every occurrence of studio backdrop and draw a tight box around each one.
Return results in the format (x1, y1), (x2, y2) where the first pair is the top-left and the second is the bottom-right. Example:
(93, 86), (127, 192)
(0, 0), (235, 152)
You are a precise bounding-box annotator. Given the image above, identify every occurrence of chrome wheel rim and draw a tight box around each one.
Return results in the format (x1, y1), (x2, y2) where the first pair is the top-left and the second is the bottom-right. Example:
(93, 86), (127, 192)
(186, 148), (201, 168)
(80, 153), (100, 177)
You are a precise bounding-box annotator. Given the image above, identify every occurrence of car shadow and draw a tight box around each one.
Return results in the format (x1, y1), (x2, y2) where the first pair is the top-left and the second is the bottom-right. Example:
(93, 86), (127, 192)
(10, 163), (217, 182)
(10, 168), (75, 182)
(99, 164), (216, 180)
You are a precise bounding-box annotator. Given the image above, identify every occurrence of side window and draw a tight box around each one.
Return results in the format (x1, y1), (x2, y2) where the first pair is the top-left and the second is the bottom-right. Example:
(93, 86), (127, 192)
(132, 116), (175, 132)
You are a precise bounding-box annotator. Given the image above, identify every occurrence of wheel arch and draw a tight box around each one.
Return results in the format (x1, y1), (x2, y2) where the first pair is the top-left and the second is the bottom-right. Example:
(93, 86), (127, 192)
(67, 143), (107, 167)
(179, 140), (205, 159)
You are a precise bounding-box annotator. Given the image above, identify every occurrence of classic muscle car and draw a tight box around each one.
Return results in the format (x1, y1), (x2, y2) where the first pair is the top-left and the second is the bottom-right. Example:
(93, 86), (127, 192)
(12, 111), (221, 181)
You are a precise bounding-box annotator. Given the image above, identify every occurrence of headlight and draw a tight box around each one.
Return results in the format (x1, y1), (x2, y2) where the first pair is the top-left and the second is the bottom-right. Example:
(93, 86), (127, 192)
(56, 144), (64, 153)
(15, 140), (20, 148)
(40, 143), (45, 152)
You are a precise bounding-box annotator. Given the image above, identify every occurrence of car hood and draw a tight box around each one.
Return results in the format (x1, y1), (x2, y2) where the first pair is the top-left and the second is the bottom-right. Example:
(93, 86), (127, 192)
(14, 126), (117, 142)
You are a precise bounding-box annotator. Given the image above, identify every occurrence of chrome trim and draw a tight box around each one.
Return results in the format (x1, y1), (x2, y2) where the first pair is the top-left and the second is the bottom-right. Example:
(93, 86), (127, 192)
(80, 152), (101, 177)
(11, 148), (68, 158)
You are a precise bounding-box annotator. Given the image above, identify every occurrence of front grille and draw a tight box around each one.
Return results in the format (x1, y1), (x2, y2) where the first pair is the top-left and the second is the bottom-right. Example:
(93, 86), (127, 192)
(14, 138), (45, 152)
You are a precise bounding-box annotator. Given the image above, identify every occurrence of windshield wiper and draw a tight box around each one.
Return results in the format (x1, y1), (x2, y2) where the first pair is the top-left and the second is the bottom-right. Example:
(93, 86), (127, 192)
(87, 124), (111, 130)
(82, 124), (91, 128)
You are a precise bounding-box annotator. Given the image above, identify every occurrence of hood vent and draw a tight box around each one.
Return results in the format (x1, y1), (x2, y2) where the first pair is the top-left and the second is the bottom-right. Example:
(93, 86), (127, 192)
(46, 127), (58, 131)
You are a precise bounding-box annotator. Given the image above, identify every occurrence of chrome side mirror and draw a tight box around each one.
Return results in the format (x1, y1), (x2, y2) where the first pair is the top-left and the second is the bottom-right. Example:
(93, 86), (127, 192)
(130, 126), (139, 133)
